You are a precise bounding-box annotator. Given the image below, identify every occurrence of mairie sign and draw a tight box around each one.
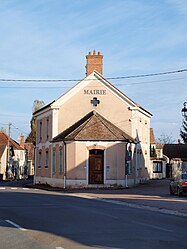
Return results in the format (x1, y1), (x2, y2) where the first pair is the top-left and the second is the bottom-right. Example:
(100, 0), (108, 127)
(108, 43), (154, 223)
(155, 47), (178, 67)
(84, 89), (106, 95)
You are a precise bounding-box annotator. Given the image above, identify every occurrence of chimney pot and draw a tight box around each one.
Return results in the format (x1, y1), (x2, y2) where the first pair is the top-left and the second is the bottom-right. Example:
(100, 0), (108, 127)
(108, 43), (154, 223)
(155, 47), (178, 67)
(85, 50), (103, 76)
(178, 139), (181, 144)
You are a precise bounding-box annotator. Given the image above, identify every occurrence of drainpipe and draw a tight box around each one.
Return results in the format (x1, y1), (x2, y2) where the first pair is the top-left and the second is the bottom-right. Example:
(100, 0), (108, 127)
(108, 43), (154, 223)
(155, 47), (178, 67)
(63, 141), (66, 189)
(134, 142), (138, 185)
(125, 143), (128, 188)
(34, 146), (36, 185)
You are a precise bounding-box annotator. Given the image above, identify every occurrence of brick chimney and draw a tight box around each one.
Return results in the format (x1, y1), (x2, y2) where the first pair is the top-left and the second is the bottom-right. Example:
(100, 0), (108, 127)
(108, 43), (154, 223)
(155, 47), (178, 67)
(85, 50), (103, 76)
(19, 134), (25, 149)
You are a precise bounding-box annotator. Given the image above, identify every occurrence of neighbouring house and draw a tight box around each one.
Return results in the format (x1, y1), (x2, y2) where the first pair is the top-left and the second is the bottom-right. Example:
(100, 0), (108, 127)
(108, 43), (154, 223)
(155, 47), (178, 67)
(0, 131), (27, 180)
(0, 144), (7, 180)
(149, 128), (167, 179)
(163, 143), (187, 178)
(34, 50), (152, 188)
(24, 142), (35, 179)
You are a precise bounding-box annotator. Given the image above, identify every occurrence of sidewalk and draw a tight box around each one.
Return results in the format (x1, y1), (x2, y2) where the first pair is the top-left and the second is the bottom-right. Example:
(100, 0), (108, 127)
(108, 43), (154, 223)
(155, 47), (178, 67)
(65, 179), (187, 217)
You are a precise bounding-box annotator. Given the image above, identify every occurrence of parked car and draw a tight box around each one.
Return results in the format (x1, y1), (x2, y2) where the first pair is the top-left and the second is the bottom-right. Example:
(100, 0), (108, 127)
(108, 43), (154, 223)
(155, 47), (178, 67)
(169, 173), (187, 196)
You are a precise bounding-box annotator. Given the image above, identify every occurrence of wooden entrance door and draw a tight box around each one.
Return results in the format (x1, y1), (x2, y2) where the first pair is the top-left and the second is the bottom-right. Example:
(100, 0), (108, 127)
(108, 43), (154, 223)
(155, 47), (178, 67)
(89, 149), (104, 184)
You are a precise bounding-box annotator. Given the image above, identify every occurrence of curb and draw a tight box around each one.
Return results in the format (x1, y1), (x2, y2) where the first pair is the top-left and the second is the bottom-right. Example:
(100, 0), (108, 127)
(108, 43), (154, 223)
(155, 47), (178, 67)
(64, 192), (187, 218)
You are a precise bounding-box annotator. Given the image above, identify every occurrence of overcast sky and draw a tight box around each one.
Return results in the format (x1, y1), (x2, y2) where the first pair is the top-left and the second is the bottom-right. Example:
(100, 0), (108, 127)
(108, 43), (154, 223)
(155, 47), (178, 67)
(0, 0), (187, 142)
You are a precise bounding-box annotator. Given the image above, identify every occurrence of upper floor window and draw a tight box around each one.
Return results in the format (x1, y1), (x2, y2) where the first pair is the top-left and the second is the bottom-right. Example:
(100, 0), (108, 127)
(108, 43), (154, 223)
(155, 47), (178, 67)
(46, 118), (49, 141)
(20, 150), (24, 160)
(39, 121), (42, 142)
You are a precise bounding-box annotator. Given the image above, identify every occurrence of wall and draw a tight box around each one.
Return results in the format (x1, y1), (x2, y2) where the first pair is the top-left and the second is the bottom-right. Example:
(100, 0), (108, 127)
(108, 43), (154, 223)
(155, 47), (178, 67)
(0, 147), (7, 180)
(58, 79), (132, 137)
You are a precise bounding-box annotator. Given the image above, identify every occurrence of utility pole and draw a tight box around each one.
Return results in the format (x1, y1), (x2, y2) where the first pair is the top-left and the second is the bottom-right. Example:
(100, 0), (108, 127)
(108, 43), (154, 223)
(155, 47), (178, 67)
(6, 122), (12, 179)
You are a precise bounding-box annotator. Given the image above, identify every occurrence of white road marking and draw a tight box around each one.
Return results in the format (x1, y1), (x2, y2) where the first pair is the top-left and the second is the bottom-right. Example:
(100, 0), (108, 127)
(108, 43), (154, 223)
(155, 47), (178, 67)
(56, 247), (65, 249)
(5, 219), (27, 231)
(132, 221), (173, 233)
(0, 187), (6, 190)
(11, 187), (18, 190)
(22, 188), (29, 190)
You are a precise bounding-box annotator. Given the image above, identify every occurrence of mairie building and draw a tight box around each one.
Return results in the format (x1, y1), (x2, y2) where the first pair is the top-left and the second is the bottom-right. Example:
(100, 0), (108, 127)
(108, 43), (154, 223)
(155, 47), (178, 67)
(34, 50), (152, 188)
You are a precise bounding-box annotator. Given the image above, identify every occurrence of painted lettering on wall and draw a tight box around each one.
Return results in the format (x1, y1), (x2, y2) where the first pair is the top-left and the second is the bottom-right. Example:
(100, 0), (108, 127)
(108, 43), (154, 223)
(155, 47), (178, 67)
(84, 89), (106, 95)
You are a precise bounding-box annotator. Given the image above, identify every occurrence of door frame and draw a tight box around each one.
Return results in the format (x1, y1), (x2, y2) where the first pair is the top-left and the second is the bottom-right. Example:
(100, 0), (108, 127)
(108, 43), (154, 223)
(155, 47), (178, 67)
(86, 148), (106, 185)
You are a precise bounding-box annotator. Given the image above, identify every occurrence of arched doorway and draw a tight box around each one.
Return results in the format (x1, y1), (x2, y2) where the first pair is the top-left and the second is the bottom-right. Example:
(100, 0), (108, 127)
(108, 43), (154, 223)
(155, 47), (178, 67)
(89, 149), (104, 184)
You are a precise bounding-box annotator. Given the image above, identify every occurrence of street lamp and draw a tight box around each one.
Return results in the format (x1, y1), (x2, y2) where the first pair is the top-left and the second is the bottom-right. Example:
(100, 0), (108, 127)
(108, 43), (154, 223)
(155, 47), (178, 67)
(181, 102), (187, 117)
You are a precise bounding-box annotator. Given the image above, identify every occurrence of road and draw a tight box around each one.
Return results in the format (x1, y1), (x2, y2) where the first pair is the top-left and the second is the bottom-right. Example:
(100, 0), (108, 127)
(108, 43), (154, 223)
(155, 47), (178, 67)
(0, 181), (187, 249)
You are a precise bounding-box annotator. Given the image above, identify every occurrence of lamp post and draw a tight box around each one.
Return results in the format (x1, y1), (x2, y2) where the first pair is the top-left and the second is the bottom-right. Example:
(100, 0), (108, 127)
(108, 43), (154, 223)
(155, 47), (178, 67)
(180, 102), (187, 144)
(181, 102), (187, 117)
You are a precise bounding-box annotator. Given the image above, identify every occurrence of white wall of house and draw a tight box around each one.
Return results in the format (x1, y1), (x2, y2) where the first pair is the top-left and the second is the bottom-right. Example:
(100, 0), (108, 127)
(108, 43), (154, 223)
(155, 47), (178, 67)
(11, 149), (26, 179)
(0, 146), (7, 180)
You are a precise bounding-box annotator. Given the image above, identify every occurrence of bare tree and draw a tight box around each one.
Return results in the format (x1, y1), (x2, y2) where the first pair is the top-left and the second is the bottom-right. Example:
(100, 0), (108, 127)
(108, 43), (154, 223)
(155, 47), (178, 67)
(156, 134), (176, 144)
(25, 100), (45, 145)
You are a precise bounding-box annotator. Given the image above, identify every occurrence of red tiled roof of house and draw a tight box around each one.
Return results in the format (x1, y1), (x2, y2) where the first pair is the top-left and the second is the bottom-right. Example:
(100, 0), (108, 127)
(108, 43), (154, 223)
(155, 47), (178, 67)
(52, 111), (135, 143)
(0, 131), (24, 150)
(150, 128), (156, 144)
(0, 144), (6, 158)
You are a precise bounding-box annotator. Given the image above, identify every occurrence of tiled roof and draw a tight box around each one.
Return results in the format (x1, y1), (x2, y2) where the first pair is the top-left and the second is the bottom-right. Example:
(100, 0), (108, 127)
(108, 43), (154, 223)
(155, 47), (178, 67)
(163, 144), (187, 160)
(150, 128), (156, 144)
(52, 111), (135, 143)
(156, 143), (164, 149)
(0, 131), (24, 150)
(0, 144), (6, 158)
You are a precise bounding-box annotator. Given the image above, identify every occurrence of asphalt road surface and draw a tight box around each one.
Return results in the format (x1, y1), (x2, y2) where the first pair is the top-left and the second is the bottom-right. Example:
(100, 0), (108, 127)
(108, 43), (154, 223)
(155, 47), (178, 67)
(0, 182), (187, 249)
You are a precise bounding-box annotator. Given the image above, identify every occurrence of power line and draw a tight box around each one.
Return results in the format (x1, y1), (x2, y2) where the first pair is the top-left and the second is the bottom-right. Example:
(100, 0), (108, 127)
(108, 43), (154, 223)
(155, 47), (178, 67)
(0, 68), (187, 82)
(0, 122), (29, 136)
(0, 76), (186, 89)
(11, 123), (29, 136)
(0, 122), (9, 126)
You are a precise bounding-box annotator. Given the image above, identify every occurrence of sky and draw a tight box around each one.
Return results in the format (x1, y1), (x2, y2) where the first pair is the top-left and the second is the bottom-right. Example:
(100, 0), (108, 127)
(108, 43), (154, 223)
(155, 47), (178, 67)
(0, 0), (187, 143)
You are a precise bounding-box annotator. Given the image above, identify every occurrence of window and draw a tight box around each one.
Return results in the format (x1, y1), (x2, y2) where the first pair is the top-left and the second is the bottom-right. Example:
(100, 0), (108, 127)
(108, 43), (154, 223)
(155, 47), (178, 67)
(46, 118), (49, 141)
(20, 151), (23, 160)
(39, 121), (42, 142)
(45, 151), (49, 168)
(153, 161), (162, 173)
(59, 148), (63, 173)
(52, 150), (56, 173)
(38, 151), (42, 168)
(182, 173), (187, 180)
